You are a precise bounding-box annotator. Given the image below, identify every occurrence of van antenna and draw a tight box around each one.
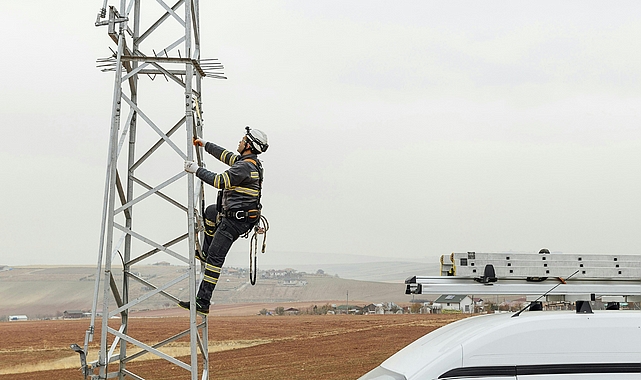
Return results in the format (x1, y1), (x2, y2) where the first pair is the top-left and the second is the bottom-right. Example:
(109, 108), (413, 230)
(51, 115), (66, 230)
(512, 270), (580, 318)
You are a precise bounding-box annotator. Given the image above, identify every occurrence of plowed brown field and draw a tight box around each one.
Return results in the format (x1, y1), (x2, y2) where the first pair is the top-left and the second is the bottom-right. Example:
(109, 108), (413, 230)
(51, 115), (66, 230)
(0, 312), (468, 380)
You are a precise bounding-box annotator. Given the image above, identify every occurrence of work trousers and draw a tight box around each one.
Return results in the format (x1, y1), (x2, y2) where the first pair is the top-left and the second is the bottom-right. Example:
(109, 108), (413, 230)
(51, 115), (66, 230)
(197, 214), (255, 305)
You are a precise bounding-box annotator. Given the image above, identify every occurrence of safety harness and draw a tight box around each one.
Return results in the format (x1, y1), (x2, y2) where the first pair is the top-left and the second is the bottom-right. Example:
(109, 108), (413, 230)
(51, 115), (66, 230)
(237, 157), (269, 285)
(197, 155), (269, 285)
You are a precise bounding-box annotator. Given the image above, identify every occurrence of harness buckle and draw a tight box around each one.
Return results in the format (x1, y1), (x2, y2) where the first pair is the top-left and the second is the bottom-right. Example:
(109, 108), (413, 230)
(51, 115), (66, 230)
(234, 210), (245, 219)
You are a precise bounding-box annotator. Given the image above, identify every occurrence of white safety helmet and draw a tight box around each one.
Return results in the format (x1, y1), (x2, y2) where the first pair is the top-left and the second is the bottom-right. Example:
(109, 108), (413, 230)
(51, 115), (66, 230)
(245, 126), (269, 154)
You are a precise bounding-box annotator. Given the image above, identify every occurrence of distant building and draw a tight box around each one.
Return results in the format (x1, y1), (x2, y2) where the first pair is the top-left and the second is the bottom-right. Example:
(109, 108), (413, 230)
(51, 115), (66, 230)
(64, 310), (86, 319)
(335, 305), (363, 314)
(434, 295), (473, 313)
(362, 303), (397, 314)
(362, 304), (378, 314)
(417, 301), (433, 314)
(9, 315), (28, 321)
(473, 298), (485, 313)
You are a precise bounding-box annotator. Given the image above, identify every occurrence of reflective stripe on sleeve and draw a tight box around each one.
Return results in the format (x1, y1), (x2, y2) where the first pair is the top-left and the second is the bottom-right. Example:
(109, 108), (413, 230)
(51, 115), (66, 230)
(229, 186), (260, 197)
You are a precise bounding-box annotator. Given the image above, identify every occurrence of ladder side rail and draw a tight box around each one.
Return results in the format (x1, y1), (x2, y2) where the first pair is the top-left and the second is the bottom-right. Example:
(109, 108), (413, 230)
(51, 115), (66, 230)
(452, 252), (641, 263)
(456, 266), (641, 278)
(86, 64), (123, 353)
(184, 2), (203, 379)
(100, 21), (127, 378)
(119, 4), (140, 375)
(451, 252), (641, 258)
(408, 276), (641, 297)
(414, 284), (641, 297)
(191, 1), (209, 375)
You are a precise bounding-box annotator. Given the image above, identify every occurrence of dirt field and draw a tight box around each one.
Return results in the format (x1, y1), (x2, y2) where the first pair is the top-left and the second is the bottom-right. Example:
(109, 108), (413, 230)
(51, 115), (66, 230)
(0, 311), (469, 380)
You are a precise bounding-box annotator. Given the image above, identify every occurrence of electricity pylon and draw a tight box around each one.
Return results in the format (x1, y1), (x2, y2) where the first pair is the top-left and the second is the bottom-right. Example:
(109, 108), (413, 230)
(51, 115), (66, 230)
(74, 1), (225, 379)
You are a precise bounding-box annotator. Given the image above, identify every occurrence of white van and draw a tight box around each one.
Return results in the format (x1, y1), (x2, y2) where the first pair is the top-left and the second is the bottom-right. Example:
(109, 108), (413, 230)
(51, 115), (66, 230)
(359, 311), (641, 379)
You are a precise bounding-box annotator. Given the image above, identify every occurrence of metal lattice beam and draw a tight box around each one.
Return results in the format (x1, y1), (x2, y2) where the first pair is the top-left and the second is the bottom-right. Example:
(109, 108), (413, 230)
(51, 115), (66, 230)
(77, 1), (225, 379)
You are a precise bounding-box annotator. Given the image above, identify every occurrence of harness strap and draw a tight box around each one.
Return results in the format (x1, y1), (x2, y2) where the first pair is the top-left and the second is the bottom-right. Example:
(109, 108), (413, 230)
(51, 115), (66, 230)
(224, 208), (261, 220)
(241, 157), (263, 207)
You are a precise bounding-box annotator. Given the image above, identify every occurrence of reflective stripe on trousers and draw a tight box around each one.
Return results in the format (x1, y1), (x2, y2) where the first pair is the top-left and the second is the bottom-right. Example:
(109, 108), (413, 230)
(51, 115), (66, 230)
(196, 217), (254, 304)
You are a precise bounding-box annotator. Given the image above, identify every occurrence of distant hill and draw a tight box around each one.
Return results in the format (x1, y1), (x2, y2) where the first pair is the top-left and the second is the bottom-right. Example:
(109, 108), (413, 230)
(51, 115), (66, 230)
(290, 261), (440, 282)
(222, 250), (442, 282)
(0, 263), (426, 320)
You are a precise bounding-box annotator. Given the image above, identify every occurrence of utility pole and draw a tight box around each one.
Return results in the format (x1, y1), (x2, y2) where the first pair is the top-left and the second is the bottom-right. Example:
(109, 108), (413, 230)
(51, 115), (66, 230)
(346, 290), (349, 315)
(74, 1), (225, 379)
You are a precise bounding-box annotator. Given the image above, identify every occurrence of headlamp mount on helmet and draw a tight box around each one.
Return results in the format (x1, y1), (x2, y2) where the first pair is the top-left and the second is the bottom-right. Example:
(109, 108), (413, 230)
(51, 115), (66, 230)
(244, 126), (269, 153)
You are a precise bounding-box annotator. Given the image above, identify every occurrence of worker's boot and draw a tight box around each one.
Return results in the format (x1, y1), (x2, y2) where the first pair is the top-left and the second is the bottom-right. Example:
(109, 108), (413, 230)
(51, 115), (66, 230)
(178, 298), (210, 315)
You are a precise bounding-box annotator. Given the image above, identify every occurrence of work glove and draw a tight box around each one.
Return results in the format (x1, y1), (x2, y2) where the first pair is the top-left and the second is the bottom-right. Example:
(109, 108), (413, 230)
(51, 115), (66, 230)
(184, 160), (200, 173)
(193, 138), (208, 147)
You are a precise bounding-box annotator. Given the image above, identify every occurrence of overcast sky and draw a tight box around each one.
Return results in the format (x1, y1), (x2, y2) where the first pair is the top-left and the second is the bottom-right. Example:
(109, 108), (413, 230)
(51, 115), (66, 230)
(0, 1), (639, 269)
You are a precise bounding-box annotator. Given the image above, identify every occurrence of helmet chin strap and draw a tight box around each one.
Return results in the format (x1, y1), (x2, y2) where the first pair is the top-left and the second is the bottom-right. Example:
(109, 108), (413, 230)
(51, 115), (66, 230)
(240, 142), (252, 155)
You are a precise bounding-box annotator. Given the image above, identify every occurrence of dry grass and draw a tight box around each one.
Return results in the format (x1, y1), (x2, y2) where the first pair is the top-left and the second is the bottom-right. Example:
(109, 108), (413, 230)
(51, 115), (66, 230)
(0, 314), (469, 380)
(0, 340), (270, 375)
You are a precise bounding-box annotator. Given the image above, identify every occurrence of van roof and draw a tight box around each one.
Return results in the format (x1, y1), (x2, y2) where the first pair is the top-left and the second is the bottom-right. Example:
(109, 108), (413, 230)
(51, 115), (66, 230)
(381, 311), (641, 379)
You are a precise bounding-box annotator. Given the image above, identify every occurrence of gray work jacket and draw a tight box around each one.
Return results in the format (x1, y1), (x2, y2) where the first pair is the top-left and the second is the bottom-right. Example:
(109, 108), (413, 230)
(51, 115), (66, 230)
(195, 142), (263, 212)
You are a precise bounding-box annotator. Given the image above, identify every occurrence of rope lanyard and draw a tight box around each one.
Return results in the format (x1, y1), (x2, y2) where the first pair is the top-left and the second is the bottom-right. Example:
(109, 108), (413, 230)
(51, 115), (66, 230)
(249, 215), (269, 285)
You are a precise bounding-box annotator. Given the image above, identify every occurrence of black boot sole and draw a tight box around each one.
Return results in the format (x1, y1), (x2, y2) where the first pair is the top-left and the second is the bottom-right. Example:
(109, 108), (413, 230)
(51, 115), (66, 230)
(178, 301), (209, 315)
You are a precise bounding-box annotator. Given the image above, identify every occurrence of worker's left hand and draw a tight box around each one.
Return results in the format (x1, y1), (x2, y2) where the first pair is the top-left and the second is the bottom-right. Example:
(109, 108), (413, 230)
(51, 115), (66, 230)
(184, 161), (200, 173)
(193, 138), (208, 147)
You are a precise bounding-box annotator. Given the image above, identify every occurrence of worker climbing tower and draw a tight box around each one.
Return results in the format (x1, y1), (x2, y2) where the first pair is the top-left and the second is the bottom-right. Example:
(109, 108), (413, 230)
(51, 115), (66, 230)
(73, 1), (224, 379)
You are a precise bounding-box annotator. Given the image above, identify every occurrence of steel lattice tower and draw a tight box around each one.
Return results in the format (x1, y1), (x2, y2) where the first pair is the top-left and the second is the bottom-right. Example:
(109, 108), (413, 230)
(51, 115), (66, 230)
(73, 1), (225, 379)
